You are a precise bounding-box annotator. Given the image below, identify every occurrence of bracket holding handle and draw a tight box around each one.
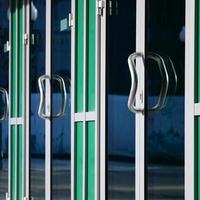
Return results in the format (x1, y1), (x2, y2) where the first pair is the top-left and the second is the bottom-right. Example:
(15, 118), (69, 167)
(38, 74), (67, 120)
(128, 52), (170, 113)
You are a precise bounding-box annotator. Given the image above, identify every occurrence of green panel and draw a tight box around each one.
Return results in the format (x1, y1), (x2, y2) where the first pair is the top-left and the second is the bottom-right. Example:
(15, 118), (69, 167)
(86, 0), (96, 111)
(87, 121), (95, 200)
(18, 0), (23, 117)
(75, 0), (84, 112)
(17, 125), (23, 200)
(75, 122), (83, 200)
(11, 0), (17, 117)
(11, 126), (17, 200)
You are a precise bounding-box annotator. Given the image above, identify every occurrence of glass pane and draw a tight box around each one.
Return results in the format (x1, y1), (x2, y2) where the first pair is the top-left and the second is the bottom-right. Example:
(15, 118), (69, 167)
(30, 1), (46, 199)
(106, 0), (136, 199)
(0, 1), (9, 199)
(51, 0), (71, 199)
(146, 0), (185, 199)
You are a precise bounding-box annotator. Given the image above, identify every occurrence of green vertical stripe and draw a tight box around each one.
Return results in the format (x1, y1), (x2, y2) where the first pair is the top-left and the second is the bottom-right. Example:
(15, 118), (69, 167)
(87, 121), (95, 200)
(11, 0), (17, 117)
(86, 0), (96, 111)
(18, 125), (23, 200)
(75, 0), (84, 112)
(75, 122), (83, 200)
(11, 126), (16, 200)
(18, 0), (23, 117)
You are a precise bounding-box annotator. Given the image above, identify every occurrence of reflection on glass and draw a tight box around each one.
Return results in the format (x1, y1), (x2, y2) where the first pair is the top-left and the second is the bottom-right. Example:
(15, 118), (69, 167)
(146, 0), (185, 199)
(106, 0), (136, 199)
(30, 1), (46, 199)
(52, 0), (71, 199)
(0, 1), (9, 199)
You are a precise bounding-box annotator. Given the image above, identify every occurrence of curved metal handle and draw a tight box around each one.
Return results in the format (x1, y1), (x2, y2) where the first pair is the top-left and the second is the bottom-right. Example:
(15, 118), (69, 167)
(128, 52), (145, 113)
(148, 52), (169, 112)
(38, 74), (67, 120)
(38, 75), (51, 120)
(0, 88), (9, 121)
(52, 74), (67, 119)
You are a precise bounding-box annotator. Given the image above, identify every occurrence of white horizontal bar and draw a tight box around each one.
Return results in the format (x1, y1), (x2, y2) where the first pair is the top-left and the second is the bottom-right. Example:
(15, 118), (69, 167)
(194, 103), (200, 116)
(10, 117), (24, 125)
(74, 112), (96, 122)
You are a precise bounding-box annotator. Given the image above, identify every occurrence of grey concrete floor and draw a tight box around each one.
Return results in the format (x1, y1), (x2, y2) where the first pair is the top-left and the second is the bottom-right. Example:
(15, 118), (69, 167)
(0, 160), (184, 200)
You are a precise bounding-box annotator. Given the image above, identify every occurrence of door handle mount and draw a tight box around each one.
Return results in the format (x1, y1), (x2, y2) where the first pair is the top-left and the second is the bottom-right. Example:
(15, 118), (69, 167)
(128, 52), (145, 113)
(38, 74), (67, 120)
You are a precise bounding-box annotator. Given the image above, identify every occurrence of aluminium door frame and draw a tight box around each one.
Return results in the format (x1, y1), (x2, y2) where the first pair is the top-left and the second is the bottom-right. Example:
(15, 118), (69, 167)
(99, 0), (196, 199)
(99, 0), (146, 199)
(185, 0), (195, 199)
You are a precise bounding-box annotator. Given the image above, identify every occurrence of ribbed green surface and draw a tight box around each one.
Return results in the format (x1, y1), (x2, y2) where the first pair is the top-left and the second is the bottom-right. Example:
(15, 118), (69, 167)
(18, 0), (23, 117)
(87, 121), (95, 200)
(75, 122), (83, 200)
(75, 0), (84, 112)
(11, 0), (17, 118)
(11, 126), (16, 200)
(86, 0), (96, 111)
(10, 1), (24, 199)
(18, 125), (23, 200)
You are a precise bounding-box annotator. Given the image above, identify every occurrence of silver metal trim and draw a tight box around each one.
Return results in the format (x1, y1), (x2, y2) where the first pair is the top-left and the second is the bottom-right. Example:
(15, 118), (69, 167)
(100, 0), (106, 199)
(45, 1), (52, 199)
(71, 0), (75, 199)
(135, 0), (145, 199)
(185, 0), (195, 198)
(24, 0), (30, 198)
(8, 0), (11, 198)
(95, 0), (101, 198)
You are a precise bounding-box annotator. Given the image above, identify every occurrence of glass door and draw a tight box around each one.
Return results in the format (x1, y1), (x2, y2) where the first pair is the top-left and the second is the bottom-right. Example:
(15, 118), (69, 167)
(30, 0), (71, 199)
(51, 0), (71, 199)
(104, 0), (186, 199)
(0, 1), (9, 199)
(145, 0), (185, 199)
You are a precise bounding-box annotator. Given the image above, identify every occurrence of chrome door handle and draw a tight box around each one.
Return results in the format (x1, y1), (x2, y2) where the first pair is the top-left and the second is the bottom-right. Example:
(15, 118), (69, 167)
(128, 52), (145, 113)
(148, 52), (169, 112)
(38, 74), (67, 120)
(38, 75), (51, 120)
(0, 88), (9, 121)
(52, 74), (67, 119)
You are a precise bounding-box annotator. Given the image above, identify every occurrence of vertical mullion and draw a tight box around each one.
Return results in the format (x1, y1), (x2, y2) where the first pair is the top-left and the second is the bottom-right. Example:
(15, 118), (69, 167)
(185, 0), (195, 198)
(135, 0), (146, 200)
(83, 0), (87, 199)
(24, 0), (31, 198)
(45, 0), (52, 200)
(15, 0), (19, 198)
(71, 0), (76, 199)
(95, 1), (101, 199)
(24, 0), (30, 199)
(8, 0), (11, 198)
(99, 1), (106, 199)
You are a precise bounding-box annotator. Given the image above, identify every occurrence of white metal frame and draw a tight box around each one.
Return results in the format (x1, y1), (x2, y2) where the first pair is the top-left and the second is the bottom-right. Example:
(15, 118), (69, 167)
(99, 0), (146, 199)
(185, 0), (195, 199)
(24, 0), (30, 199)
(45, 1), (52, 199)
